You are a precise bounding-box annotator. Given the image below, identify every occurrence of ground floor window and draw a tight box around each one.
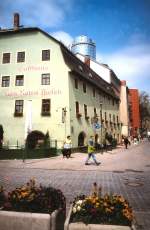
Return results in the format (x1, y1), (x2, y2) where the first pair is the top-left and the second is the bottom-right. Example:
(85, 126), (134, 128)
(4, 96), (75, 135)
(14, 100), (23, 116)
(41, 99), (51, 116)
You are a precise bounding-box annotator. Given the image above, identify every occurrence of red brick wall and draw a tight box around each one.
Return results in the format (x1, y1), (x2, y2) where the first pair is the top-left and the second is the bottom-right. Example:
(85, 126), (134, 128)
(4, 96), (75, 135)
(129, 89), (140, 136)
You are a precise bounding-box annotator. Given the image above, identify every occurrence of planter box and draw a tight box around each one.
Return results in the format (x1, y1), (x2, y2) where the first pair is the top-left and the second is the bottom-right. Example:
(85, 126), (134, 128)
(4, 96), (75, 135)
(0, 209), (65, 230)
(64, 205), (136, 230)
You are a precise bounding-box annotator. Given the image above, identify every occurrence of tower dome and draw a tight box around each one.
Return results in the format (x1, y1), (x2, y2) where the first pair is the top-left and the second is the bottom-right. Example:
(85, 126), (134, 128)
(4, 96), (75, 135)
(71, 35), (96, 60)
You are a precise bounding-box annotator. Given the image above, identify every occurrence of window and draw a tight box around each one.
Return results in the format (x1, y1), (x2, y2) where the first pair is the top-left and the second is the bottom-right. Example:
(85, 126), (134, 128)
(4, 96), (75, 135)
(16, 75), (24, 86)
(100, 110), (102, 121)
(41, 73), (50, 85)
(17, 51), (25, 62)
(83, 83), (86, 93)
(84, 104), (87, 117)
(89, 73), (92, 78)
(105, 112), (107, 121)
(94, 108), (97, 117)
(93, 88), (95, 97)
(42, 50), (50, 61)
(78, 65), (83, 71)
(117, 116), (119, 123)
(41, 99), (51, 116)
(2, 76), (10, 87)
(76, 101), (79, 114)
(75, 79), (78, 89)
(109, 114), (111, 121)
(113, 114), (115, 122)
(14, 100), (23, 116)
(112, 99), (115, 106)
(3, 53), (10, 64)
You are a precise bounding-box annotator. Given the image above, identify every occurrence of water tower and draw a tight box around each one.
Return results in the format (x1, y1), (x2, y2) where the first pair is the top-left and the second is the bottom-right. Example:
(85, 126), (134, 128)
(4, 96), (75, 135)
(71, 35), (96, 60)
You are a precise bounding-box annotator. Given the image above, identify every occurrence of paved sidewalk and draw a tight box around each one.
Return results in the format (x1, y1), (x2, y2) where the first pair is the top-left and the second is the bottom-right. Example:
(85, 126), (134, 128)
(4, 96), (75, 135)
(0, 141), (149, 172)
(0, 141), (150, 230)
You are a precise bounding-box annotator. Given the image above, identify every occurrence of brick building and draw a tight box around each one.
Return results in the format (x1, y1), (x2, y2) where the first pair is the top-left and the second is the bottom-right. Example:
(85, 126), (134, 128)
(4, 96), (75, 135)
(129, 89), (140, 137)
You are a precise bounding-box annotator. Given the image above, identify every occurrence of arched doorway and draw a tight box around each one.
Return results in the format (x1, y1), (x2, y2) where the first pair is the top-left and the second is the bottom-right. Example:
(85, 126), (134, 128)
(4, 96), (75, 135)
(78, 131), (86, 146)
(26, 130), (45, 149)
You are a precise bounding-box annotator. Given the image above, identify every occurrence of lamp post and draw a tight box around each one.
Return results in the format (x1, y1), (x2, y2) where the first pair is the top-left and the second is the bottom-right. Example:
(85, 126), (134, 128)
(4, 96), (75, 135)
(100, 102), (103, 145)
(24, 100), (32, 163)
(62, 107), (67, 139)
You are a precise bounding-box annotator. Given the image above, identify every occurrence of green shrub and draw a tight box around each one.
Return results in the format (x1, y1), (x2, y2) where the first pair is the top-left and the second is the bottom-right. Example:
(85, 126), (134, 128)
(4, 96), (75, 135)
(0, 186), (5, 207)
(105, 133), (113, 144)
(112, 138), (117, 148)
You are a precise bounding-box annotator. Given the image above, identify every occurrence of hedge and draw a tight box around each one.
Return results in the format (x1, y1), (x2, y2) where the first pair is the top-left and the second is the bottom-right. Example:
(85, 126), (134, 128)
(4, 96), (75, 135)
(0, 148), (57, 160)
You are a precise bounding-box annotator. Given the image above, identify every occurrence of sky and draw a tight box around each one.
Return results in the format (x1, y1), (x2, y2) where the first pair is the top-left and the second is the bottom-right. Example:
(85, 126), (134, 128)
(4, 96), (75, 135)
(1, 0), (150, 93)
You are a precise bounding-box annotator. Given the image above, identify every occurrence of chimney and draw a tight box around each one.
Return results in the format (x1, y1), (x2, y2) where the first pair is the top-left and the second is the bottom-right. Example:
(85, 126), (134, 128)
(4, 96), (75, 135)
(121, 80), (126, 86)
(84, 56), (90, 67)
(13, 13), (20, 29)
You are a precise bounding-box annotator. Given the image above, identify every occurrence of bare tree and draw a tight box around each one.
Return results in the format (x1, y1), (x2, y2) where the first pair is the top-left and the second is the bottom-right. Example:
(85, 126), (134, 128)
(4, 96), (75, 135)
(139, 91), (150, 134)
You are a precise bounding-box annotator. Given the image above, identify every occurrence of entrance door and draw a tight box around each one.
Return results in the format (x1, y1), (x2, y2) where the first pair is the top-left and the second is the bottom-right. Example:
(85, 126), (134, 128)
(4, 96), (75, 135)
(78, 132), (85, 146)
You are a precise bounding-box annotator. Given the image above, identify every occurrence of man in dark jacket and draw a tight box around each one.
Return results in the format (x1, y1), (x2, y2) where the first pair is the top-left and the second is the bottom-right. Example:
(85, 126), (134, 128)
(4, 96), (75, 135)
(124, 137), (130, 149)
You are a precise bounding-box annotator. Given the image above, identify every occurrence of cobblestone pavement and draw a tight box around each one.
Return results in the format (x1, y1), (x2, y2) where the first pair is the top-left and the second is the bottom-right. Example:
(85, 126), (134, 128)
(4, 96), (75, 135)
(0, 141), (150, 230)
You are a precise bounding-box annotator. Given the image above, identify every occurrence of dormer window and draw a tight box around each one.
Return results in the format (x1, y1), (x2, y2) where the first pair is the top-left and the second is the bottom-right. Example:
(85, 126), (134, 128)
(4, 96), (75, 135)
(89, 73), (92, 78)
(78, 65), (83, 71)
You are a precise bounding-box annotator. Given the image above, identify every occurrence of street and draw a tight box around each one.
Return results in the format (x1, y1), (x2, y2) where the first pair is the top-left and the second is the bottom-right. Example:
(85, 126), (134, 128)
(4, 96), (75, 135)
(0, 140), (150, 230)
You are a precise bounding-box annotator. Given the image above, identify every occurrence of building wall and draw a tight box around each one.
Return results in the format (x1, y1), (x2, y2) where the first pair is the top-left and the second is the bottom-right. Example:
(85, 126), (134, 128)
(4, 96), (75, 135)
(0, 29), (122, 148)
(129, 89), (140, 136)
(0, 30), (70, 147)
(69, 73), (121, 145)
(119, 81), (129, 136)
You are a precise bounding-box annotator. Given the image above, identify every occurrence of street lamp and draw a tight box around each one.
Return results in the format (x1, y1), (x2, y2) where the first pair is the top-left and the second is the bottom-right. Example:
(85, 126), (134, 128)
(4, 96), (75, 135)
(100, 102), (103, 145)
(62, 107), (67, 139)
(24, 100), (32, 163)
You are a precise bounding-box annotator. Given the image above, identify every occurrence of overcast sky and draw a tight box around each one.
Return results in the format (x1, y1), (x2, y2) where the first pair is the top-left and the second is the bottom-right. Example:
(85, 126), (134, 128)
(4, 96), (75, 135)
(1, 0), (150, 93)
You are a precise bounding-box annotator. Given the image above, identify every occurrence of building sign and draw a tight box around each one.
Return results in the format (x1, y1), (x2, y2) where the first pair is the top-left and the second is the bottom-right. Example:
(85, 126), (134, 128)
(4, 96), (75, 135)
(4, 88), (62, 98)
(18, 65), (48, 72)
(92, 122), (101, 131)
(94, 123), (101, 129)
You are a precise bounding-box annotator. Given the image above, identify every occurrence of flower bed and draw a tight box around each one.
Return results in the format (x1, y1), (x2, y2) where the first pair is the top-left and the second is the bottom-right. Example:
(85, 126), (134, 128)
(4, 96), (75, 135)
(65, 183), (135, 230)
(0, 179), (66, 230)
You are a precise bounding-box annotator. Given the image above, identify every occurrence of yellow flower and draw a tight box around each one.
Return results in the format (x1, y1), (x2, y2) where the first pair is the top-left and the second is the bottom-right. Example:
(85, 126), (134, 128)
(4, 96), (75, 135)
(96, 202), (99, 208)
(73, 207), (77, 213)
(105, 208), (112, 213)
(91, 198), (96, 204)
(21, 186), (27, 190)
(103, 202), (108, 207)
(77, 206), (81, 211)
(21, 192), (28, 198)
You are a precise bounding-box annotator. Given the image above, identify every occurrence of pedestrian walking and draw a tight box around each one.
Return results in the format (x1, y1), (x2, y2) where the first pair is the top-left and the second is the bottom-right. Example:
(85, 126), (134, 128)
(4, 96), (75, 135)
(124, 136), (130, 149)
(85, 136), (100, 165)
(62, 135), (72, 158)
